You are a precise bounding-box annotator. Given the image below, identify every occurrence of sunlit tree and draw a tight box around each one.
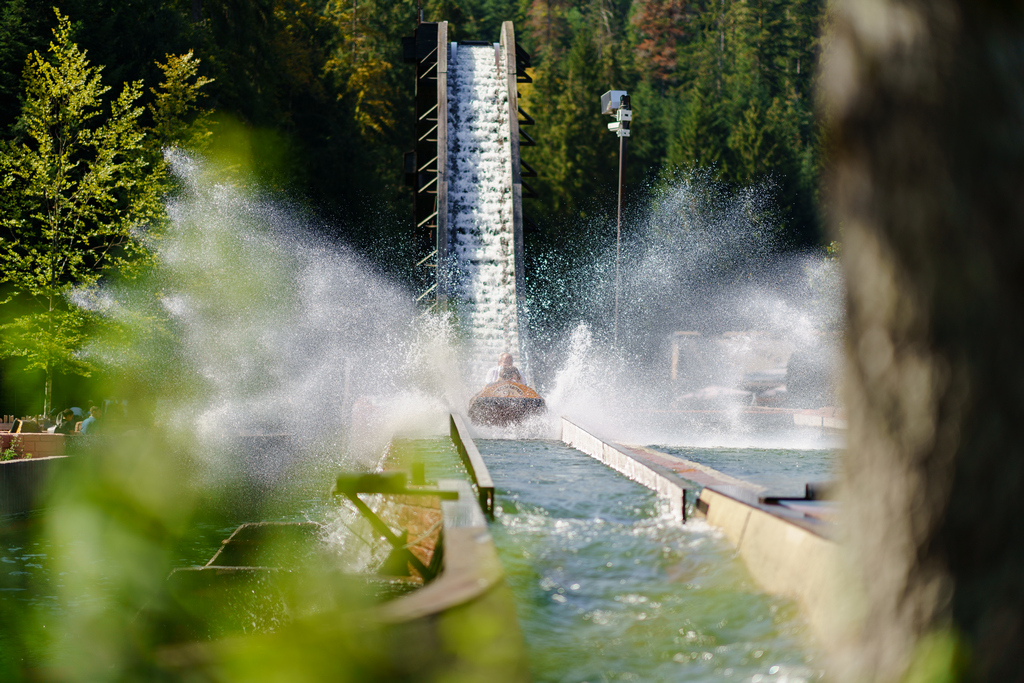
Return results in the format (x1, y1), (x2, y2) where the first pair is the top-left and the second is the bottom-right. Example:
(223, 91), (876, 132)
(0, 9), (209, 415)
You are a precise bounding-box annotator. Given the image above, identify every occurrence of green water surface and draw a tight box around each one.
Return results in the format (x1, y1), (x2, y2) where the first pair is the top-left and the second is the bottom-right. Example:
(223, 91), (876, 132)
(650, 445), (836, 495)
(479, 439), (824, 683)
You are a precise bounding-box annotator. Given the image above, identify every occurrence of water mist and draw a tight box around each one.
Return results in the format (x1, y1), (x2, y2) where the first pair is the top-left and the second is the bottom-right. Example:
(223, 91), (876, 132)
(526, 173), (845, 449)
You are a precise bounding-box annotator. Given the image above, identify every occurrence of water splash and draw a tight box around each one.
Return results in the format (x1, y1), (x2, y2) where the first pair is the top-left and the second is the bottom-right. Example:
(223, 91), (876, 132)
(544, 323), (595, 411)
(82, 156), (843, 460)
(87, 151), (462, 476)
(528, 174), (845, 450)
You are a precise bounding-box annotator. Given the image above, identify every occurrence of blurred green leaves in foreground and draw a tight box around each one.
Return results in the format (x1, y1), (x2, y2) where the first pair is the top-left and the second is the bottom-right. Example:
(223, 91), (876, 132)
(0, 430), (530, 682)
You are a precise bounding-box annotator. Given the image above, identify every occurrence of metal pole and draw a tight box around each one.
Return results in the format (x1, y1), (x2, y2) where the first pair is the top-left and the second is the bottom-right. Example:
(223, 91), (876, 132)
(615, 132), (627, 349)
(601, 89), (631, 350)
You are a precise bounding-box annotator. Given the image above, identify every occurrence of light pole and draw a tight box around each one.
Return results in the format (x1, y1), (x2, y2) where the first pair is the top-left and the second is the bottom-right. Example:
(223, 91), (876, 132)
(601, 90), (632, 349)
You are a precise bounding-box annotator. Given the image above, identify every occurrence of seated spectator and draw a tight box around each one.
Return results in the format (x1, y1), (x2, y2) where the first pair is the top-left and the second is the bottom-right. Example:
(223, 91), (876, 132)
(80, 406), (102, 435)
(54, 410), (77, 435)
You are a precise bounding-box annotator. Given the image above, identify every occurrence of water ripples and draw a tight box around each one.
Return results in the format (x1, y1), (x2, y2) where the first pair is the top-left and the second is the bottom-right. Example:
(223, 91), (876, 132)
(479, 439), (824, 683)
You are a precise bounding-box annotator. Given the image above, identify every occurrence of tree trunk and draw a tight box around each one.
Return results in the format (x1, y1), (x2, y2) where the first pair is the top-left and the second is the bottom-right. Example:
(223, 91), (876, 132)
(823, 1), (1024, 681)
(45, 293), (54, 418)
(44, 365), (52, 418)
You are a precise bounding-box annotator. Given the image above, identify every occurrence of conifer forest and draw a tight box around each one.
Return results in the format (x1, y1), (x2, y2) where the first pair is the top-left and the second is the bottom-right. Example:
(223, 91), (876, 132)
(0, 0), (826, 413)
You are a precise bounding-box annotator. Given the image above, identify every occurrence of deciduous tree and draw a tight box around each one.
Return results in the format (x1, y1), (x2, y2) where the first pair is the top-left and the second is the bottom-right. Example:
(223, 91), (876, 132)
(0, 10), (209, 414)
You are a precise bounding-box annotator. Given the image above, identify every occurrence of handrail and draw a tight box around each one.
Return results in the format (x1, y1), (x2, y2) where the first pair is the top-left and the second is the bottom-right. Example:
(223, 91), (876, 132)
(417, 211), (439, 228)
(418, 123), (439, 142)
(418, 45), (438, 65)
(449, 413), (495, 518)
(418, 155), (439, 173)
(418, 103), (439, 121)
(417, 175), (438, 193)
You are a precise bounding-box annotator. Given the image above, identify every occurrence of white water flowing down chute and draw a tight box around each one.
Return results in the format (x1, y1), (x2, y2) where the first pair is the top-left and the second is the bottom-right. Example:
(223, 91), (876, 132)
(447, 42), (523, 383)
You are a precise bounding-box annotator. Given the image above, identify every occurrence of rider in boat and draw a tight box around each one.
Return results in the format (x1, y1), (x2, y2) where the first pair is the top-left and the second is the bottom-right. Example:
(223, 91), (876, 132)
(485, 352), (517, 384)
(499, 365), (522, 382)
(470, 353), (544, 426)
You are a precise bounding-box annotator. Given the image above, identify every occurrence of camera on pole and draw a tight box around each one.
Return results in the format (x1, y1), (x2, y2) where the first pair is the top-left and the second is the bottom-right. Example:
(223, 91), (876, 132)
(600, 90), (633, 349)
(601, 90), (632, 137)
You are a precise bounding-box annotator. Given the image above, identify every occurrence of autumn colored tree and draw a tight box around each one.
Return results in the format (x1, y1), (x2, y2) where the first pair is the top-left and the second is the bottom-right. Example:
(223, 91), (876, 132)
(631, 0), (692, 86)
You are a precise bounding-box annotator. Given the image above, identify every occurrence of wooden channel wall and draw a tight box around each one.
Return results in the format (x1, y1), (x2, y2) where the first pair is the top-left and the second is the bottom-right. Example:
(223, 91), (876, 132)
(371, 452), (527, 679)
(0, 455), (67, 516)
(449, 413), (496, 517)
(696, 487), (844, 646)
(500, 21), (528, 371)
(344, 477), (530, 681)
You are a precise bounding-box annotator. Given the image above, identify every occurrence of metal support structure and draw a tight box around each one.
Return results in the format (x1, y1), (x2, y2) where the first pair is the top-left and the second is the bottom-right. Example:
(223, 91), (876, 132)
(435, 30), (449, 303)
(514, 42), (539, 232)
(333, 471), (458, 582)
(615, 126), (627, 349)
(403, 22), (449, 308)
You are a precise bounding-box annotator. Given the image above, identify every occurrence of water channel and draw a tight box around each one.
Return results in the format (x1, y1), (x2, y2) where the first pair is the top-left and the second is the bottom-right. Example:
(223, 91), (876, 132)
(2, 435), (832, 681)
(479, 439), (825, 683)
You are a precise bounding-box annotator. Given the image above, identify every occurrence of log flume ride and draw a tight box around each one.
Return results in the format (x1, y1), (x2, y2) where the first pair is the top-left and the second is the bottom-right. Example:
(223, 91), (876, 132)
(468, 380), (547, 426)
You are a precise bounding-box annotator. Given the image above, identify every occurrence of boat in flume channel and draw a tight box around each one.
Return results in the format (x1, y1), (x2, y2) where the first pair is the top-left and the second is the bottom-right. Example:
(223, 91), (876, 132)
(468, 380), (547, 427)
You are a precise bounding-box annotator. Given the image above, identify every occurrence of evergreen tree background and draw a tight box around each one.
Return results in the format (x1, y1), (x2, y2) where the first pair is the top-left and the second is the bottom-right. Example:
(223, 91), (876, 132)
(0, 0), (826, 415)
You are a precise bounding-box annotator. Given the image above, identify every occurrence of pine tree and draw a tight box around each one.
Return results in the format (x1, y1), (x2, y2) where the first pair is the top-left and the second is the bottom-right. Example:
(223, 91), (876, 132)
(536, 29), (619, 224)
(524, 0), (571, 59)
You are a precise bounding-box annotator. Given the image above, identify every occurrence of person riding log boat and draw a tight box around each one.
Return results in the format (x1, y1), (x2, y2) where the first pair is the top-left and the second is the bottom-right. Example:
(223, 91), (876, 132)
(469, 354), (546, 426)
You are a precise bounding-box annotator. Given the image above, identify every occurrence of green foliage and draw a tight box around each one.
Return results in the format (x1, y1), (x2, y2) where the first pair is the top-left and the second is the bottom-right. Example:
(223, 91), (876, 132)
(0, 435), (23, 460)
(0, 9), (211, 414)
(0, 10), (150, 413)
(147, 50), (214, 153)
(903, 628), (969, 683)
(525, 27), (619, 221)
(514, 0), (826, 249)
